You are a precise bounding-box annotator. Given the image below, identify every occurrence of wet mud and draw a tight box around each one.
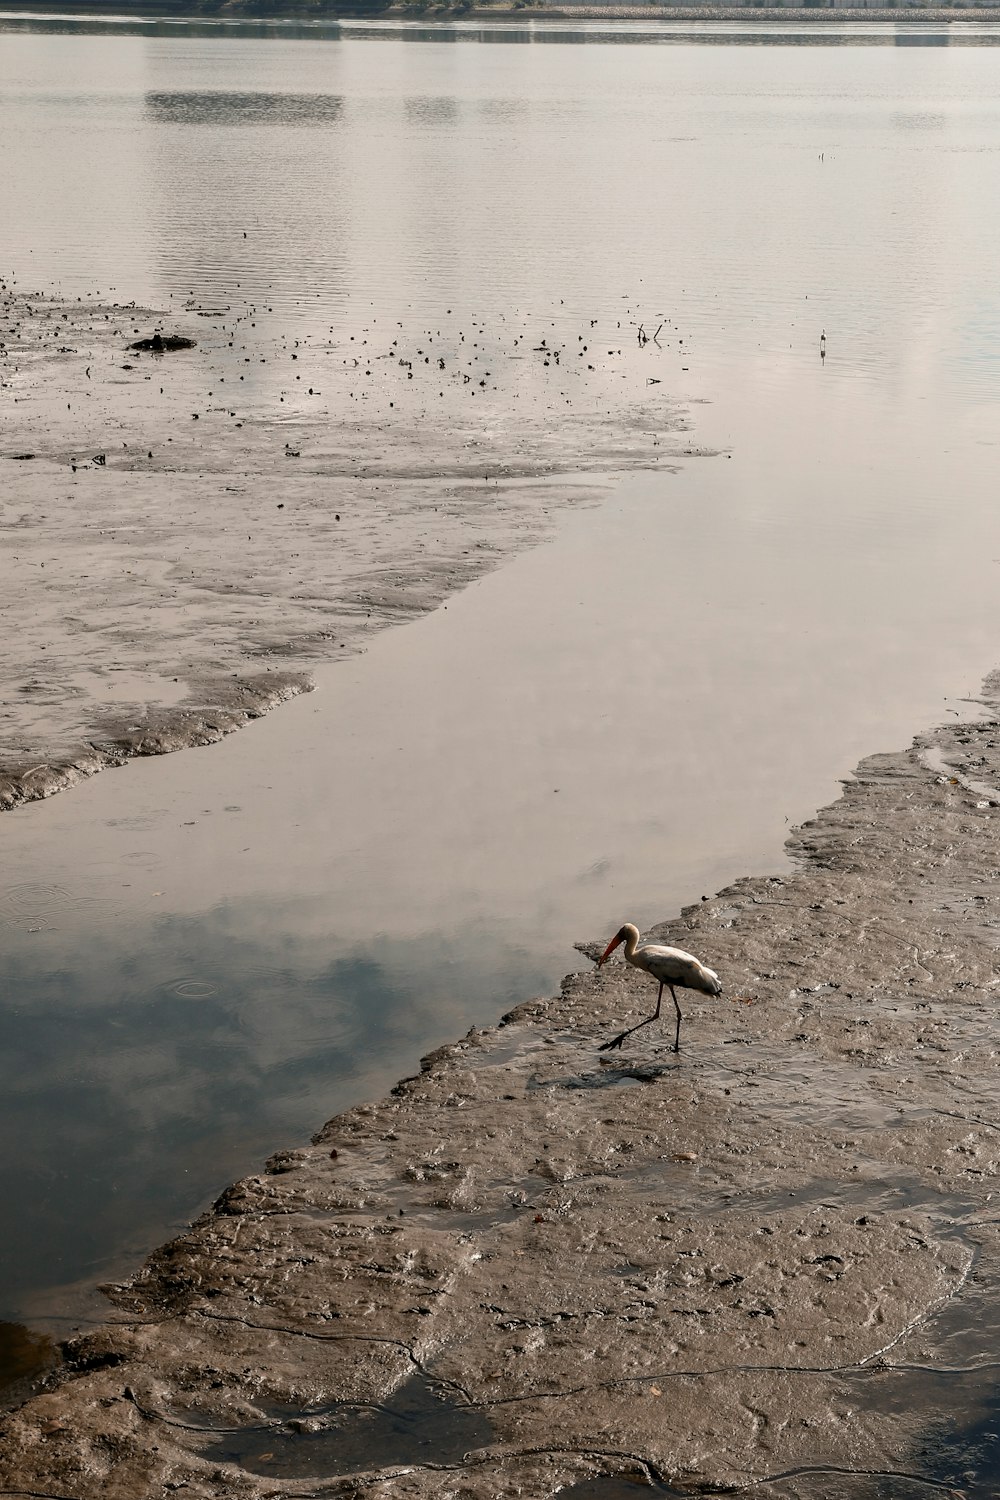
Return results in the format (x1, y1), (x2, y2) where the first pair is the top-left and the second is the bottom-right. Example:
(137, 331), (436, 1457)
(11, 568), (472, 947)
(5, 685), (1000, 1494)
(1, 284), (696, 811)
(0, 1325), (58, 1414)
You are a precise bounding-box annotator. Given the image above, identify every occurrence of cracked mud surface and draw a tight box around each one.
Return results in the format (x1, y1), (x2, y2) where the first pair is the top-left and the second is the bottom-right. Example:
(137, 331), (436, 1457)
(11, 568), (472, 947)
(1, 286), (695, 811)
(6, 688), (1000, 1495)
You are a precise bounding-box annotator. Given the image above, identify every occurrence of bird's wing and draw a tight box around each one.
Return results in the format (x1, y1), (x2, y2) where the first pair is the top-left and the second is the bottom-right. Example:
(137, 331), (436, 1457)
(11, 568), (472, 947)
(635, 942), (700, 969)
(637, 944), (722, 991)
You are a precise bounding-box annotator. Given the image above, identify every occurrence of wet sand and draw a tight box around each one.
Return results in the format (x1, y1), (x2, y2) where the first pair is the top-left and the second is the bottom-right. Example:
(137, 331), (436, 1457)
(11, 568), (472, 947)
(3, 682), (1000, 1493)
(2, 285), (697, 811)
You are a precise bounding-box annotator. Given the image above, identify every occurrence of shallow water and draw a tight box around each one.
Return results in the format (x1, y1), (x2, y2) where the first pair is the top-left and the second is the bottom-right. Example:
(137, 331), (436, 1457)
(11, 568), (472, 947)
(4, 12), (1000, 1392)
(197, 1372), (495, 1479)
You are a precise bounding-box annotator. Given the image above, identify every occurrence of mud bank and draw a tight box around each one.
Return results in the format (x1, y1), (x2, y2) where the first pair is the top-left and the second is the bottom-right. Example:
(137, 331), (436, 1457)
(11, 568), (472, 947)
(4, 684), (1000, 1495)
(2, 286), (695, 811)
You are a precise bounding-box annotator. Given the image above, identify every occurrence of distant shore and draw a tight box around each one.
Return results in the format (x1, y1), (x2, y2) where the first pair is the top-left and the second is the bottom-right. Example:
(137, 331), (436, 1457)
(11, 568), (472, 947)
(10, 1), (1000, 23)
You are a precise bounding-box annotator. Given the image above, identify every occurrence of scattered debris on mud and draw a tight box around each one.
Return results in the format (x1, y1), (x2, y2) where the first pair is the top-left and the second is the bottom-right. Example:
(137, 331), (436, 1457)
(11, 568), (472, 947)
(2, 284), (705, 810)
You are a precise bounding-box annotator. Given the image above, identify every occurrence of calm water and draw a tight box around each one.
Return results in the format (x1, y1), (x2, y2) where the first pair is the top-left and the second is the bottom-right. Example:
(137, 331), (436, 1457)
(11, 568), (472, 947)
(4, 13), (1000, 1387)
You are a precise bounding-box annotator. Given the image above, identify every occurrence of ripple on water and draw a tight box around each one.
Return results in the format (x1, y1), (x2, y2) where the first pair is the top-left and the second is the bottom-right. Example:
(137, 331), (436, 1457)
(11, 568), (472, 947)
(0, 881), (115, 930)
(158, 962), (294, 1001)
(104, 811), (169, 831)
(118, 851), (162, 869)
(166, 978), (220, 1000)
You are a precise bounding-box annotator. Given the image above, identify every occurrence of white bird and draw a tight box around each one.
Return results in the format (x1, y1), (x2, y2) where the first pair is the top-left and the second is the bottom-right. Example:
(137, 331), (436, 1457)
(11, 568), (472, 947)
(596, 922), (722, 1054)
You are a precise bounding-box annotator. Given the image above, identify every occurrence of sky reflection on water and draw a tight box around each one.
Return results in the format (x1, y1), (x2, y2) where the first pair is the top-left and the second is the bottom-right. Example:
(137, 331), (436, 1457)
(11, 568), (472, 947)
(0, 895), (547, 1316)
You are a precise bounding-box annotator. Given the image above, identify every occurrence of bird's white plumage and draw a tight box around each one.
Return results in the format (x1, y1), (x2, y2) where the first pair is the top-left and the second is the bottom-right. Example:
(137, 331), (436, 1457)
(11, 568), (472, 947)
(597, 921), (723, 1052)
(620, 931), (722, 996)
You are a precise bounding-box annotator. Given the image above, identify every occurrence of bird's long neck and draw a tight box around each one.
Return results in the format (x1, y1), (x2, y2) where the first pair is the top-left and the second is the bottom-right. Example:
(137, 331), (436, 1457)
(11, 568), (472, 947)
(621, 924), (640, 963)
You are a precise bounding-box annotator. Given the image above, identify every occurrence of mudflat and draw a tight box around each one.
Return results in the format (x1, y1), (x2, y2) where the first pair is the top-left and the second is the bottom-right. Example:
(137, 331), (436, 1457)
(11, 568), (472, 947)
(3, 679), (1000, 1492)
(2, 285), (696, 811)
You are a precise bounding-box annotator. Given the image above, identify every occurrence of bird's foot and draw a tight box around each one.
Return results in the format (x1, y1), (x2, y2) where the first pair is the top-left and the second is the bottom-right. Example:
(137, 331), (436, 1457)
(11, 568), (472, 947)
(598, 1032), (628, 1052)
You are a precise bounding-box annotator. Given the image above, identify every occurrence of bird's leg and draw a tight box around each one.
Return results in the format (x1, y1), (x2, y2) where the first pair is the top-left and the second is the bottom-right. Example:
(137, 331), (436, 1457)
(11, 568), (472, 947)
(599, 982), (665, 1052)
(670, 984), (683, 1054)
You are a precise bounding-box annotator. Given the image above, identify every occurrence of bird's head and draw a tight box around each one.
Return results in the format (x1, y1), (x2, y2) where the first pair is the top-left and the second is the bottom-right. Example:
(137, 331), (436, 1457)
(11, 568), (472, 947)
(597, 925), (630, 967)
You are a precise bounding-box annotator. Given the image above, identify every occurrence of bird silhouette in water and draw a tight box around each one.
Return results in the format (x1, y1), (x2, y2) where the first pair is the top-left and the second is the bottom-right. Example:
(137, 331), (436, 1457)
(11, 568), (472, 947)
(596, 923), (722, 1053)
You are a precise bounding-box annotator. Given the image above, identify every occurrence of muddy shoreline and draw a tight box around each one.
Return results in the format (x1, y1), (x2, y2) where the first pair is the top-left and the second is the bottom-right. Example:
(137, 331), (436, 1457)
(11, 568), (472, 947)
(4, 685), (1000, 1494)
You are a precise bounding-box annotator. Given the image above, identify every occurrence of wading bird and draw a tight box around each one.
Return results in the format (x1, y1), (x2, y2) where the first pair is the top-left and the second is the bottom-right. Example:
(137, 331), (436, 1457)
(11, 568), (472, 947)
(596, 923), (722, 1053)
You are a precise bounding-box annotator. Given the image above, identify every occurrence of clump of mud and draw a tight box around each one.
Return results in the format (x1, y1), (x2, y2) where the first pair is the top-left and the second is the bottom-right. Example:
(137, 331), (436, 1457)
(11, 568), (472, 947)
(129, 333), (196, 352)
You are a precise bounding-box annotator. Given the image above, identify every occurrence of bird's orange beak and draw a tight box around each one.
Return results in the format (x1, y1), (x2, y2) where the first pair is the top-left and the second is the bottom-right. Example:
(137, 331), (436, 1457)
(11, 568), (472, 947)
(597, 932), (623, 967)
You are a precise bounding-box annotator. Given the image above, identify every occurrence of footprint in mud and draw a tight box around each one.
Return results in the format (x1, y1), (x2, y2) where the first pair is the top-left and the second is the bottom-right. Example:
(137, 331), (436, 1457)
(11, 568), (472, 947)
(165, 978), (219, 1000)
(0, 880), (114, 929)
(529, 1063), (678, 1092)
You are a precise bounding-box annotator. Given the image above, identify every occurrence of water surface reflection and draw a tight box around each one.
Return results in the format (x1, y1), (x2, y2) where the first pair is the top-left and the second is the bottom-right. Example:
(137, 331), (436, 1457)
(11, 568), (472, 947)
(0, 902), (546, 1317)
(145, 91), (345, 126)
